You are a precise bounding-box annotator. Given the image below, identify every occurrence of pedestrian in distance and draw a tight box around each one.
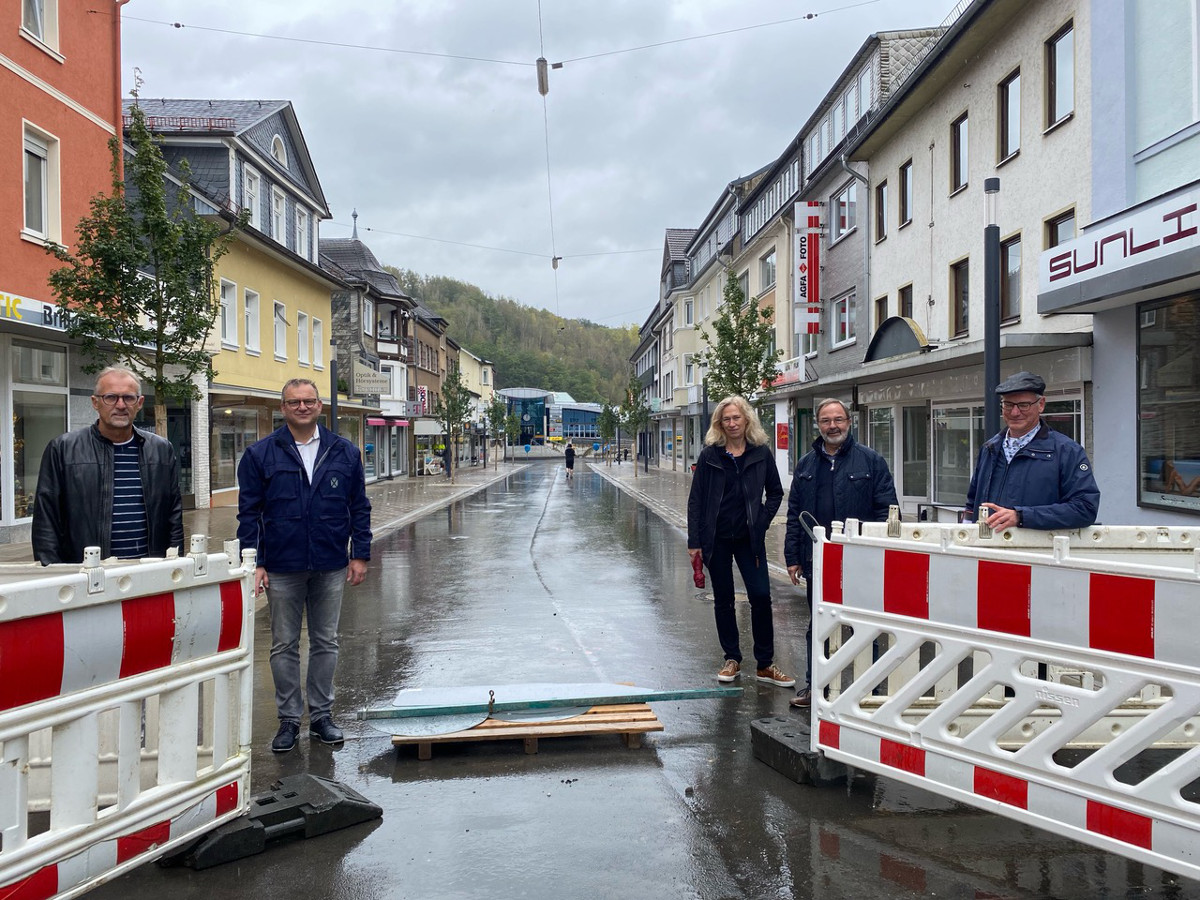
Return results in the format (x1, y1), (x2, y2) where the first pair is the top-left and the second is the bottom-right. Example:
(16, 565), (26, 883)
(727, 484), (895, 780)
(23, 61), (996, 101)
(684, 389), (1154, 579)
(687, 395), (794, 689)
(964, 371), (1100, 531)
(32, 365), (183, 565)
(237, 378), (372, 753)
(783, 398), (897, 709)
(564, 441), (576, 479)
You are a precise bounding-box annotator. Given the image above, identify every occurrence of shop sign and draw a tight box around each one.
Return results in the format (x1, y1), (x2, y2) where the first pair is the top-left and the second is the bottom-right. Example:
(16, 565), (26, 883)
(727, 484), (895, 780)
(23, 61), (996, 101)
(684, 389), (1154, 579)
(352, 360), (390, 395)
(0, 289), (74, 331)
(1040, 192), (1199, 291)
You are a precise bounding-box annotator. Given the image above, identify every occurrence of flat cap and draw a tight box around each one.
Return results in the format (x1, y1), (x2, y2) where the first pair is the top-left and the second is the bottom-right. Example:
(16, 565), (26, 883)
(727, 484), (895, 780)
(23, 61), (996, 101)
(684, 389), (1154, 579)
(995, 371), (1045, 395)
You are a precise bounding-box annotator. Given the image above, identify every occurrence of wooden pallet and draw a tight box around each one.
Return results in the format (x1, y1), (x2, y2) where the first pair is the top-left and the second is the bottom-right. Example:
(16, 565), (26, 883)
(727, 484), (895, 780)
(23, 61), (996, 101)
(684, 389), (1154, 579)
(391, 703), (664, 760)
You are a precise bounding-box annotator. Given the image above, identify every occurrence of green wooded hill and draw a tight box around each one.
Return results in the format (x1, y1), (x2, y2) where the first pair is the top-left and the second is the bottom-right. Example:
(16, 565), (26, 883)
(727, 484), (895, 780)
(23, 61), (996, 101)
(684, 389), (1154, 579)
(388, 268), (639, 405)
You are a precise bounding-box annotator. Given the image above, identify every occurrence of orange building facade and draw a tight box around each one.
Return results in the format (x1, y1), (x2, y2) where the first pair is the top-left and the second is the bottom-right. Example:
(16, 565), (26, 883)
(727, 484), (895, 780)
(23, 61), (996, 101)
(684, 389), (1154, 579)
(0, 0), (126, 543)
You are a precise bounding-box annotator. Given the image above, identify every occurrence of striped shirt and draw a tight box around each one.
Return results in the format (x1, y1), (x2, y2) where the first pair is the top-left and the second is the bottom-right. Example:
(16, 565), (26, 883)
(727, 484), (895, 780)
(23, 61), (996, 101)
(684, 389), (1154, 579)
(110, 438), (149, 558)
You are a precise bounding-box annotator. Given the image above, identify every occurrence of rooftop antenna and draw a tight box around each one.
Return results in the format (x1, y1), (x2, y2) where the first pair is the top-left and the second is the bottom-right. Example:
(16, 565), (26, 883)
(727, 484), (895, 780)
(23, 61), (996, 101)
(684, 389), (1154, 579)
(351, 208), (359, 240)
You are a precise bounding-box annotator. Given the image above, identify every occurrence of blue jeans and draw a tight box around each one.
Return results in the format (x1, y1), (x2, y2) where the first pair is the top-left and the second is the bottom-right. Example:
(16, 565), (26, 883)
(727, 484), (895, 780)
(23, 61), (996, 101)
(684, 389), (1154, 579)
(708, 534), (774, 669)
(267, 568), (346, 723)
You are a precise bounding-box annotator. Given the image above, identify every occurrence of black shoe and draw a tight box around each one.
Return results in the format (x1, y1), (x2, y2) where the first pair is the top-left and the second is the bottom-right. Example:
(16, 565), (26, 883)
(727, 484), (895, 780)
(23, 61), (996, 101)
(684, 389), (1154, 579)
(789, 688), (812, 709)
(271, 721), (300, 752)
(309, 716), (344, 744)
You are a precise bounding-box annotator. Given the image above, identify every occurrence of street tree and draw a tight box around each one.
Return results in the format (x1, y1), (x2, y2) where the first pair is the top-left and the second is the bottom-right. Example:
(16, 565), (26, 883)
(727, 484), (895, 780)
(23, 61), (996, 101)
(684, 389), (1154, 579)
(695, 267), (782, 410)
(598, 403), (618, 465)
(487, 394), (507, 469)
(504, 412), (521, 461)
(44, 101), (244, 436)
(620, 375), (651, 478)
(434, 361), (473, 483)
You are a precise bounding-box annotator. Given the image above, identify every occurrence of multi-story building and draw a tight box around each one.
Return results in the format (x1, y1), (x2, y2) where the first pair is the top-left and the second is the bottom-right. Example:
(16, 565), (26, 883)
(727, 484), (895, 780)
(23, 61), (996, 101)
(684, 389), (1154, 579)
(320, 223), (415, 481)
(409, 301), (450, 474)
(132, 99), (355, 508)
(1, 0), (126, 544)
(456, 345), (495, 465)
(1038, 0), (1200, 524)
(730, 29), (943, 482)
(648, 228), (693, 469)
(850, 0), (1093, 519)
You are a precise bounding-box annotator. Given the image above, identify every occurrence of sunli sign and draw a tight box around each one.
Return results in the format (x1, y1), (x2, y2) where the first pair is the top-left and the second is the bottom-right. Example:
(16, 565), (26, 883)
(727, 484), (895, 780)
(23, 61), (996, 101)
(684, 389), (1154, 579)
(1039, 194), (1199, 292)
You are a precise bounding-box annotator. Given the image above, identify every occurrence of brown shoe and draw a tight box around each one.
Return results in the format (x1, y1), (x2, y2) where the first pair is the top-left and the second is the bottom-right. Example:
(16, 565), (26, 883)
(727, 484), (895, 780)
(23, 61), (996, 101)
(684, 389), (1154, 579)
(789, 688), (812, 708)
(755, 664), (796, 687)
(717, 659), (741, 682)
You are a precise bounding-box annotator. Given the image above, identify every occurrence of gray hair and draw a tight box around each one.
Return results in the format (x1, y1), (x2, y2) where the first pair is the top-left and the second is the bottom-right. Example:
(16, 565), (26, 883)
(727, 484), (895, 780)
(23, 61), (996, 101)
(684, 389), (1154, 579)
(94, 366), (141, 394)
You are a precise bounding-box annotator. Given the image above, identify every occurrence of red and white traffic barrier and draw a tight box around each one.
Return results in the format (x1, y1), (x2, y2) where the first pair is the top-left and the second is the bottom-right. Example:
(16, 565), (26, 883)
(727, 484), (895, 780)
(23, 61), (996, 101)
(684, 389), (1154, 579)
(0, 539), (255, 900)
(812, 521), (1200, 881)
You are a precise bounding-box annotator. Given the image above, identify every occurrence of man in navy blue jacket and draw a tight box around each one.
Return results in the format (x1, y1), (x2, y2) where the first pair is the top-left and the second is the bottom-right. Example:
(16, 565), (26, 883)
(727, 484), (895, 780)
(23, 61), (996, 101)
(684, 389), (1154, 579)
(784, 399), (897, 708)
(964, 371), (1100, 532)
(237, 378), (372, 752)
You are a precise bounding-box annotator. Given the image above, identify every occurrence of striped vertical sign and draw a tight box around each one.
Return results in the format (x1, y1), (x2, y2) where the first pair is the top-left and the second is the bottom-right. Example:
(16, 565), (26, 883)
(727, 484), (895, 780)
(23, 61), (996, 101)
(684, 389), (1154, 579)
(794, 201), (823, 335)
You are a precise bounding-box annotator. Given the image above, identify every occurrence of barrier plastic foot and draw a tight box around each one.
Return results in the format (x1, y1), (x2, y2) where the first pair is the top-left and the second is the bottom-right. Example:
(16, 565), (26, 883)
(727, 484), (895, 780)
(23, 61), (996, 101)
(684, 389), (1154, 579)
(161, 774), (383, 870)
(750, 715), (848, 787)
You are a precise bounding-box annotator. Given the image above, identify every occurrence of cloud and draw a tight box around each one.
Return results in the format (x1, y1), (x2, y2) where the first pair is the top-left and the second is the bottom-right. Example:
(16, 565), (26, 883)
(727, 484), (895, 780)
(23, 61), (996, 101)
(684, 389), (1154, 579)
(123, 0), (955, 325)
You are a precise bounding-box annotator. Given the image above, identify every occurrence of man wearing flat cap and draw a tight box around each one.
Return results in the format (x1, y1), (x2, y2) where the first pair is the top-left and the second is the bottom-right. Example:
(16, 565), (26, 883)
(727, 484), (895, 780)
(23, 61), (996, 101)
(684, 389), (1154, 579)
(964, 371), (1100, 530)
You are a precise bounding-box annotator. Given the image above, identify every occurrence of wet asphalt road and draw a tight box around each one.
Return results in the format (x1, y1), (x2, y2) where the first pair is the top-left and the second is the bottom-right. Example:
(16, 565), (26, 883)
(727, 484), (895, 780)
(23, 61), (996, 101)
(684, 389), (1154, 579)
(88, 464), (1200, 899)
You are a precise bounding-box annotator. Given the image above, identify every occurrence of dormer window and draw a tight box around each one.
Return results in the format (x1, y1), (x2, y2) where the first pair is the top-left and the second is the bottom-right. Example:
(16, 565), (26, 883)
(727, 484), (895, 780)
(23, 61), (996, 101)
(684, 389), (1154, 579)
(271, 135), (287, 167)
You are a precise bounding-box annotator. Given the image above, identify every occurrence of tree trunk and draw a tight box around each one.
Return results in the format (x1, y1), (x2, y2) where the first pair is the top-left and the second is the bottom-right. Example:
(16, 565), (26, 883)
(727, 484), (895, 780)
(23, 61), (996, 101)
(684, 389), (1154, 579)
(155, 398), (169, 438)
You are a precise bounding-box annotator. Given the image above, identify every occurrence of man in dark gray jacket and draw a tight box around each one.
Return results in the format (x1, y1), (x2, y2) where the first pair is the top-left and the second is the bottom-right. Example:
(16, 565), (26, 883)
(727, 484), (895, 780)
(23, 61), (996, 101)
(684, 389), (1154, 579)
(783, 398), (897, 708)
(32, 366), (183, 565)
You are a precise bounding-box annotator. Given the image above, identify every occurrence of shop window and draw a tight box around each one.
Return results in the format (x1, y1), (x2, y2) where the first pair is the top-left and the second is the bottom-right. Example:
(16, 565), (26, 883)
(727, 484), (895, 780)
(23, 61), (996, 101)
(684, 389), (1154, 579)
(902, 405), (929, 498)
(1139, 295), (1200, 513)
(12, 381), (66, 520)
(868, 408), (895, 476)
(211, 408), (258, 491)
(932, 405), (986, 505)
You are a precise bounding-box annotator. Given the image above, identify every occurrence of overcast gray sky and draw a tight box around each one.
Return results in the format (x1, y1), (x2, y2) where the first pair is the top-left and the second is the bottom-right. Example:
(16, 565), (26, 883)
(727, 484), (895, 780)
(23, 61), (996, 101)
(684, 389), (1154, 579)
(121, 0), (955, 327)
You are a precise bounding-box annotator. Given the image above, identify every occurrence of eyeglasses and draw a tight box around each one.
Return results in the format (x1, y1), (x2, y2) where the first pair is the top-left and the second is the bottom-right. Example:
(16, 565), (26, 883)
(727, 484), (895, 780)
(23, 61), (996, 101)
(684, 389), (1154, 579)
(283, 398), (320, 409)
(1000, 400), (1041, 412)
(818, 417), (848, 426)
(95, 393), (140, 407)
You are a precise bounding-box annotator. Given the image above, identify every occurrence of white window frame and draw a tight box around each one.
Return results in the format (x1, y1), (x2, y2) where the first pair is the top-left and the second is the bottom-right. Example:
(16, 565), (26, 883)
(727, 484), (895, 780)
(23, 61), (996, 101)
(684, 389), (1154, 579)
(684, 298), (694, 325)
(22, 124), (59, 242)
(219, 279), (237, 346)
(271, 187), (285, 242)
(21, 0), (58, 52)
(271, 134), (287, 166)
(243, 165), (261, 229)
(830, 181), (857, 244)
(297, 311), (310, 365)
(684, 354), (695, 386)
(831, 291), (856, 349)
(273, 302), (288, 360)
(951, 112), (969, 193)
(243, 289), (260, 353)
(295, 206), (309, 260)
(363, 296), (375, 337)
(313, 319), (324, 369)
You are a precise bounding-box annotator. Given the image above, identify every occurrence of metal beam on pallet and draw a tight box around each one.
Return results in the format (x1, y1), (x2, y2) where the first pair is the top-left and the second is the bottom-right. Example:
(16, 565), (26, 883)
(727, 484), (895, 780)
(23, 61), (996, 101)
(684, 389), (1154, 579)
(358, 686), (742, 721)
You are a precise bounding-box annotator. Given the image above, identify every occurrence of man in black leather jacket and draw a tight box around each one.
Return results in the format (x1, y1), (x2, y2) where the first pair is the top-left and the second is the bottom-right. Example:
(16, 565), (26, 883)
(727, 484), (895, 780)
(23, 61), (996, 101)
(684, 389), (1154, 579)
(783, 398), (897, 707)
(31, 366), (183, 565)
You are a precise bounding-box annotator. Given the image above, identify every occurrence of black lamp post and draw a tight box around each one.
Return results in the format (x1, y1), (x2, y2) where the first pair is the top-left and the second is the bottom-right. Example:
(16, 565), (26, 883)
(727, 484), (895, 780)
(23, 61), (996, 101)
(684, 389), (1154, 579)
(983, 177), (1001, 439)
(329, 338), (339, 436)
